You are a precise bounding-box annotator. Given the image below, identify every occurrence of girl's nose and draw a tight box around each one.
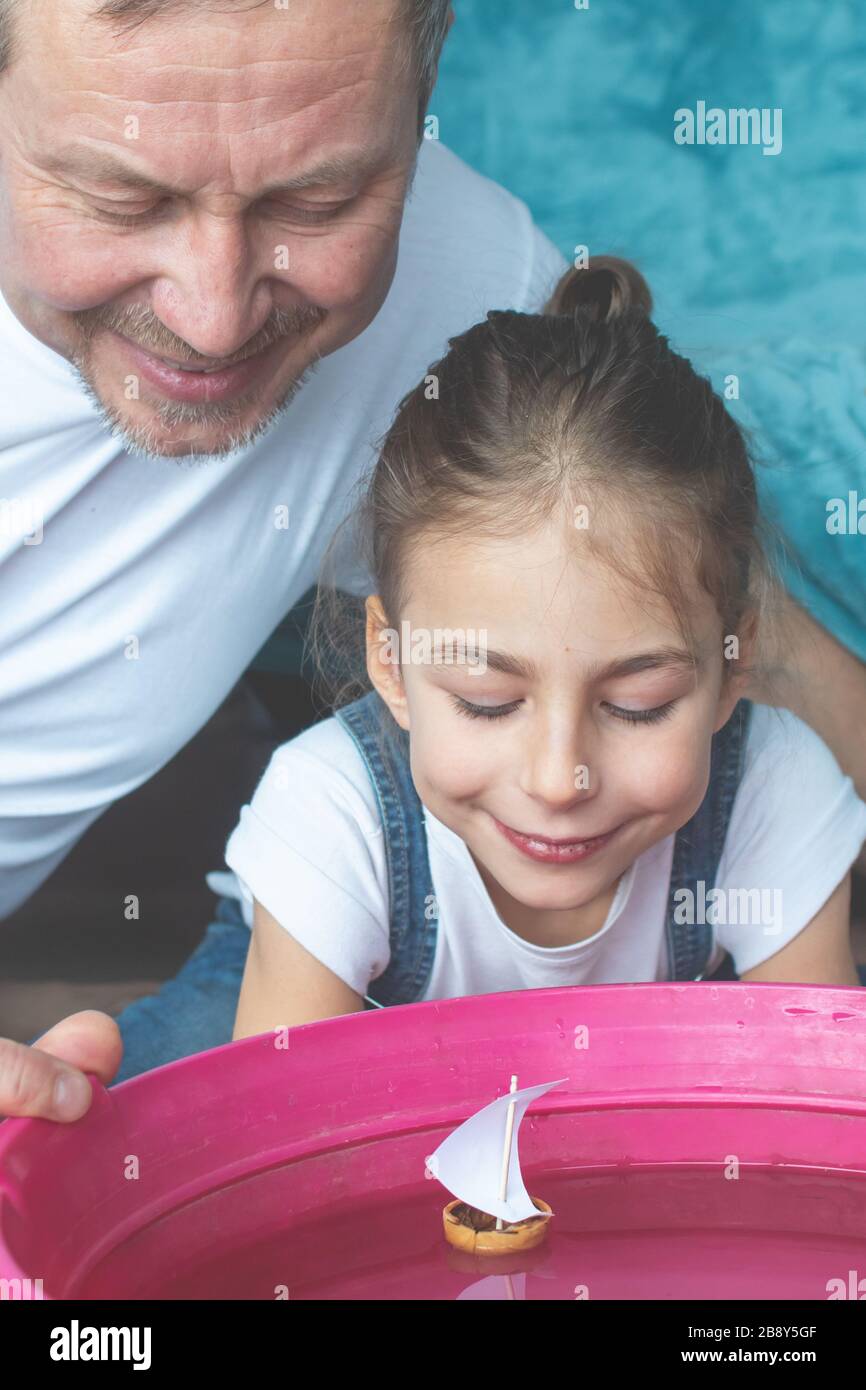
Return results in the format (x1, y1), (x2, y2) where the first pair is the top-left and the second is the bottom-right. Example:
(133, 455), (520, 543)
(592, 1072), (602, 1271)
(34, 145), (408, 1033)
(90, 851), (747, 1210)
(518, 720), (597, 810)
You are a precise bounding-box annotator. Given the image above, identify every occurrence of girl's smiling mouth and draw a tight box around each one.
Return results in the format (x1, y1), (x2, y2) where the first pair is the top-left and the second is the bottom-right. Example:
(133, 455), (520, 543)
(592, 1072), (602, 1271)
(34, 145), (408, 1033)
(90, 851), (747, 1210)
(491, 816), (621, 864)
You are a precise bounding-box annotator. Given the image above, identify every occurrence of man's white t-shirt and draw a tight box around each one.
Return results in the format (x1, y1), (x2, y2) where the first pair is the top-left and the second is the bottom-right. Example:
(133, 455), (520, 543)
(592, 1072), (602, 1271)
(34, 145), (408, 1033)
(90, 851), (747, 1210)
(0, 139), (568, 918)
(214, 704), (866, 992)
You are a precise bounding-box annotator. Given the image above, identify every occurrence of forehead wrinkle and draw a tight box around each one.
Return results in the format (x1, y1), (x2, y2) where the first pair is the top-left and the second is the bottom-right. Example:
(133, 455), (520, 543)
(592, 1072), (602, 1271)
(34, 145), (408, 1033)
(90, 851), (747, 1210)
(56, 80), (370, 118)
(47, 72), (407, 154)
(72, 7), (399, 73)
(33, 15), (405, 127)
(105, 54), (387, 99)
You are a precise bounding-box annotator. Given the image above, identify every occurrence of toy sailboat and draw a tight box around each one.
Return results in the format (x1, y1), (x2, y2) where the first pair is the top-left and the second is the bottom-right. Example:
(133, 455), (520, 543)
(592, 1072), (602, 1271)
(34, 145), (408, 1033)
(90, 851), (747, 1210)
(426, 1075), (567, 1255)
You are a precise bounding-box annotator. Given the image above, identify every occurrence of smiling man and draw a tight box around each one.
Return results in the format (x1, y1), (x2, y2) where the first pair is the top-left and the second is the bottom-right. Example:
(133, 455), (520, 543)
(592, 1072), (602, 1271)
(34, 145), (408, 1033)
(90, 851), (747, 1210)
(0, 0), (568, 1115)
(1, 0), (437, 460)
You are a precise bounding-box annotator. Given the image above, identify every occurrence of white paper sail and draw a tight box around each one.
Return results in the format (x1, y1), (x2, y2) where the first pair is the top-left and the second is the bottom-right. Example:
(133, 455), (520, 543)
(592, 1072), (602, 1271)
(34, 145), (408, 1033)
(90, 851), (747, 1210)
(426, 1077), (568, 1225)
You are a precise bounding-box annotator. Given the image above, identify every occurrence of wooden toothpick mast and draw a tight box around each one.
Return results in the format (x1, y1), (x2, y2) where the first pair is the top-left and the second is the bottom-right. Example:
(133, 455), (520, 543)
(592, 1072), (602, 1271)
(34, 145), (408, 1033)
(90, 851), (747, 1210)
(496, 1075), (519, 1231)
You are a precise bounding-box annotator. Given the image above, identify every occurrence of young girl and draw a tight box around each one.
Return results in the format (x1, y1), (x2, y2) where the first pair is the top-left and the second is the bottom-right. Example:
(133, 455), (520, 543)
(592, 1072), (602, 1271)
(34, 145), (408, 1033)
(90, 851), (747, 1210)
(223, 257), (866, 1036)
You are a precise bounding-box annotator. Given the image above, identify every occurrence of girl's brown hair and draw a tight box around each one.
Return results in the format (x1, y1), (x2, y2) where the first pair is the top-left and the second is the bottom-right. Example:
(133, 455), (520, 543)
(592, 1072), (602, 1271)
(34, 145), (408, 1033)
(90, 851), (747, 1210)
(312, 255), (779, 709)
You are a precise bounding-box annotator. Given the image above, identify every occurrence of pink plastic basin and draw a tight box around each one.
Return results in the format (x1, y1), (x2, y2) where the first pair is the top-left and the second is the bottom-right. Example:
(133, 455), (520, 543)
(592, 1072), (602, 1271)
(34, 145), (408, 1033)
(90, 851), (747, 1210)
(2, 983), (866, 1300)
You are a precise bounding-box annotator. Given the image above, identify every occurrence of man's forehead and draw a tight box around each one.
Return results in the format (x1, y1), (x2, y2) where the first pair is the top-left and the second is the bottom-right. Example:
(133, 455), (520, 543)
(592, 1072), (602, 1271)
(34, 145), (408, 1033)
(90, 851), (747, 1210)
(26, 0), (405, 50)
(16, 0), (419, 191)
(18, 0), (411, 109)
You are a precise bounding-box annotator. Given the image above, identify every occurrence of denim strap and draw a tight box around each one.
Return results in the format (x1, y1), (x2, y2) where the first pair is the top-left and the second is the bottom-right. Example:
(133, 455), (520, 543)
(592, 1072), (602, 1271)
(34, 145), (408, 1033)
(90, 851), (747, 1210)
(335, 691), (438, 1006)
(665, 699), (753, 980)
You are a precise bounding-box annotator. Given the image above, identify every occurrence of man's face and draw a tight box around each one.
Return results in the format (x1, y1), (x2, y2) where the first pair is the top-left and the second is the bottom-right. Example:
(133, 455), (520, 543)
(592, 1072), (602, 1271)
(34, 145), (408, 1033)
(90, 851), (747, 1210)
(0, 0), (422, 459)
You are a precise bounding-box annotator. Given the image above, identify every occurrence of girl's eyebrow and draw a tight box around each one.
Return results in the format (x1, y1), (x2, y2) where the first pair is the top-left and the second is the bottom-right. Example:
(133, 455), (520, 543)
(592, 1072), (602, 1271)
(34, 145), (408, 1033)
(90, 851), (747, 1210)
(481, 646), (699, 681)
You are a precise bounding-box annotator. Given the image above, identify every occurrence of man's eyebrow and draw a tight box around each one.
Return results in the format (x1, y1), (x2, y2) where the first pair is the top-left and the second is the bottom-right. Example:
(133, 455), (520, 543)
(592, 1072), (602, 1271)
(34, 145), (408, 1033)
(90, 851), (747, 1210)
(461, 646), (698, 681)
(37, 144), (399, 197)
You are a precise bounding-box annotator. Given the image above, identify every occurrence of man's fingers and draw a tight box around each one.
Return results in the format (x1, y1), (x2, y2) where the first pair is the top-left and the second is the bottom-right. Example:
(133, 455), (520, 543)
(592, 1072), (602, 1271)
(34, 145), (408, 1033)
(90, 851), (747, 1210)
(31, 1009), (123, 1079)
(0, 1011), (123, 1122)
(0, 1036), (92, 1120)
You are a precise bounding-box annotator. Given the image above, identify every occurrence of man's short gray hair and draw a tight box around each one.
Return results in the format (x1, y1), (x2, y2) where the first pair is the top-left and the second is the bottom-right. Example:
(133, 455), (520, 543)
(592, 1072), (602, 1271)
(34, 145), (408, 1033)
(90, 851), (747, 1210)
(0, 0), (452, 113)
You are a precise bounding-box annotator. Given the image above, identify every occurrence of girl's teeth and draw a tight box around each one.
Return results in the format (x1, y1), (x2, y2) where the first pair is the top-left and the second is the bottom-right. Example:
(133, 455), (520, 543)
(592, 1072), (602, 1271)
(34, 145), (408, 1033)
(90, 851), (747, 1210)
(529, 837), (582, 851)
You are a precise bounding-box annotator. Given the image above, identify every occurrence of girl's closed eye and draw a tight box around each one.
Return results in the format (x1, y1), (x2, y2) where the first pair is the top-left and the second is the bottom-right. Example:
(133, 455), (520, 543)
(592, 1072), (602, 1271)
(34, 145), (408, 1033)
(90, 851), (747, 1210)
(603, 699), (678, 726)
(450, 693), (679, 725)
(450, 694), (523, 721)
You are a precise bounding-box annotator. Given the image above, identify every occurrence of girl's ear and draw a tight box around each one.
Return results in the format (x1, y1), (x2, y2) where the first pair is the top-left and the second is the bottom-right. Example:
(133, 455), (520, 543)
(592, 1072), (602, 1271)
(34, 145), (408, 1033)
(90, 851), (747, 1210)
(713, 610), (759, 732)
(365, 596), (410, 731)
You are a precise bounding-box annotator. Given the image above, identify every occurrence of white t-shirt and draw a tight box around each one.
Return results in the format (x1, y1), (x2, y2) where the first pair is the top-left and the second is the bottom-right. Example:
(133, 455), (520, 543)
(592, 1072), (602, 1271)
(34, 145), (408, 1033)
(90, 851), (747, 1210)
(0, 139), (567, 918)
(214, 703), (866, 992)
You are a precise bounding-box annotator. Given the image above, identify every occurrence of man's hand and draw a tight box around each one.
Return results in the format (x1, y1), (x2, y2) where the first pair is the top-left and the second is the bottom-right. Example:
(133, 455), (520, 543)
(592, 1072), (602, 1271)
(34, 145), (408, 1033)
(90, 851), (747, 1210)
(0, 1011), (123, 1122)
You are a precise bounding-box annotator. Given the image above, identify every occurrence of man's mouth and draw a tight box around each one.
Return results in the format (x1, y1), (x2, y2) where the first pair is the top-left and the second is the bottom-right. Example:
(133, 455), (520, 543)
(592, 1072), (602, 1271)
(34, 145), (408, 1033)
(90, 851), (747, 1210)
(491, 815), (620, 864)
(109, 331), (284, 404)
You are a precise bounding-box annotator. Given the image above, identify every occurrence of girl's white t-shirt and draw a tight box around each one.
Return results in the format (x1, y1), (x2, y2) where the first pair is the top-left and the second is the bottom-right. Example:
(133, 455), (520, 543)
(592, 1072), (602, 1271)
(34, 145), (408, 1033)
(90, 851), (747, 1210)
(211, 704), (866, 993)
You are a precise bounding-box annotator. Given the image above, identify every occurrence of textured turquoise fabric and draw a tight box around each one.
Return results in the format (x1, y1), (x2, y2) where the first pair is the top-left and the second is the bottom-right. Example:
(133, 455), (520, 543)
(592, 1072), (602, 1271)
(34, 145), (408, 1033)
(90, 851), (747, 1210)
(433, 0), (866, 658)
(254, 1), (865, 673)
(435, 0), (862, 347)
(702, 342), (866, 663)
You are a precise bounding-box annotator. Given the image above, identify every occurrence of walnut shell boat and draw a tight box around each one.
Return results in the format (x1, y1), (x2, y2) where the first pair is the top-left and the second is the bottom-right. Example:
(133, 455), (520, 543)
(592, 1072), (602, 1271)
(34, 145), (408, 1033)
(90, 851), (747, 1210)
(442, 1196), (552, 1255)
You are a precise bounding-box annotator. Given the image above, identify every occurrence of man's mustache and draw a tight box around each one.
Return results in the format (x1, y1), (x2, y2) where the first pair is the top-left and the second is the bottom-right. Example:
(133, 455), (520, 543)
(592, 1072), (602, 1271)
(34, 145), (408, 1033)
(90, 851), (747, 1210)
(72, 300), (326, 366)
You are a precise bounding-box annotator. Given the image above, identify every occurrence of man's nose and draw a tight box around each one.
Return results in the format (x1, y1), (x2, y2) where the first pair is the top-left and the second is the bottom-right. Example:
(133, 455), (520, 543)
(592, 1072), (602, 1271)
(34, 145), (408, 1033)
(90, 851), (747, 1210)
(150, 213), (273, 359)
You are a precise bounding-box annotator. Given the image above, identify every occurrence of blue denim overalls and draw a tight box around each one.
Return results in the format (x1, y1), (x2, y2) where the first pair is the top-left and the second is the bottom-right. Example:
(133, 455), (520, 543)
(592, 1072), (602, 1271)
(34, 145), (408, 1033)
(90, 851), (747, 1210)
(334, 690), (754, 1005)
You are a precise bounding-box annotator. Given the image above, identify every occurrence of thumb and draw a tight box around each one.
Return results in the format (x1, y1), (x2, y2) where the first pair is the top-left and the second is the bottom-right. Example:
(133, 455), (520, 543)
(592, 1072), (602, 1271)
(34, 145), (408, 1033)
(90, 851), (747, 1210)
(2, 1010), (123, 1122)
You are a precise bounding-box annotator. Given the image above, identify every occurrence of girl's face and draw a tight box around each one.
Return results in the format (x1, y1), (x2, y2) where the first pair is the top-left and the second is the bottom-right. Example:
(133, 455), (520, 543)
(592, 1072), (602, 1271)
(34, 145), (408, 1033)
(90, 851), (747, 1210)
(367, 514), (747, 940)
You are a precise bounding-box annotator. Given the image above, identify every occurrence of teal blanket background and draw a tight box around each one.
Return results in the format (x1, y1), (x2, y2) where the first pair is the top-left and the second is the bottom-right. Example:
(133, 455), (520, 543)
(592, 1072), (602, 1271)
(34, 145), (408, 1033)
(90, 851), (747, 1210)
(432, 0), (866, 659)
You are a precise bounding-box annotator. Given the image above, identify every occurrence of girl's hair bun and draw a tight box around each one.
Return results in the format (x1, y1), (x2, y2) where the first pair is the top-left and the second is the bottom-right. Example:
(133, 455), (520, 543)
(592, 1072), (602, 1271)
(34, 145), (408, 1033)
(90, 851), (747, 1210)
(543, 255), (653, 323)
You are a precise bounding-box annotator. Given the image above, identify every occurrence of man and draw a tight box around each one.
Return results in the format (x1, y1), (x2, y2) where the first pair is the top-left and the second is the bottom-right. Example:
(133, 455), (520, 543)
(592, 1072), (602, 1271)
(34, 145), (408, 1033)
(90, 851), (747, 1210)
(0, 0), (569, 1118)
